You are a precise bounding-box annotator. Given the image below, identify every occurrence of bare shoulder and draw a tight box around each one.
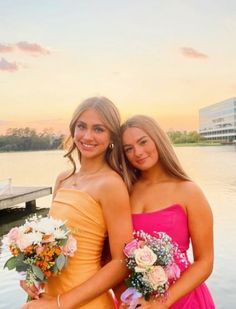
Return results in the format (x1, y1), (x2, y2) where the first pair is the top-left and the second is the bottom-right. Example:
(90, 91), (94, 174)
(177, 180), (204, 196)
(98, 172), (131, 228)
(53, 169), (73, 197)
(99, 171), (128, 192)
(55, 169), (73, 185)
(177, 180), (212, 214)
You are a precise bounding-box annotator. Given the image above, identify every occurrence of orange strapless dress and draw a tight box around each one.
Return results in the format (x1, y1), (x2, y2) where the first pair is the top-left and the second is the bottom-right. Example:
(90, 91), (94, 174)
(45, 188), (115, 309)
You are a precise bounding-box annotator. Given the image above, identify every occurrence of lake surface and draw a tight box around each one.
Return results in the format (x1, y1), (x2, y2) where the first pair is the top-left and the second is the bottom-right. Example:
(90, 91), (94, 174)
(0, 147), (236, 309)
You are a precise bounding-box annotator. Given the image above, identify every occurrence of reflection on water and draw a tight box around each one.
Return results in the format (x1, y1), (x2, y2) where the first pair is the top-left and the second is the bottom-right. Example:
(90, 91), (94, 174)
(0, 147), (236, 309)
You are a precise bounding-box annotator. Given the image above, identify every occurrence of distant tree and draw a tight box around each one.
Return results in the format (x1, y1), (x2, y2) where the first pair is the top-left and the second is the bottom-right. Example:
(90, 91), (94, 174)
(167, 130), (203, 144)
(0, 128), (64, 152)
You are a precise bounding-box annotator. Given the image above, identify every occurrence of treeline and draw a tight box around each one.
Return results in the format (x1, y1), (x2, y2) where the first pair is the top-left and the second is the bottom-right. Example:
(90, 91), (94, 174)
(0, 128), (64, 152)
(167, 131), (204, 144)
(0, 127), (205, 152)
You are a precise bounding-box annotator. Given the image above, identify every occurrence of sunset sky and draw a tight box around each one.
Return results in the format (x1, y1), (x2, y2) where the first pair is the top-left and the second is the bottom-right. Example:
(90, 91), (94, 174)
(1, 0), (236, 133)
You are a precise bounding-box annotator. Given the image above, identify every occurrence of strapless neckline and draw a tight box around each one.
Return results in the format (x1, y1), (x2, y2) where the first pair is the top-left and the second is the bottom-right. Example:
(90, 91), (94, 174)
(57, 187), (99, 205)
(132, 203), (186, 217)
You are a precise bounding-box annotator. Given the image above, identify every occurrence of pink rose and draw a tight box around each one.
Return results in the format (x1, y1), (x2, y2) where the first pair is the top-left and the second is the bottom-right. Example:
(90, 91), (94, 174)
(62, 235), (77, 256)
(165, 263), (181, 280)
(36, 245), (44, 255)
(7, 227), (20, 243)
(123, 239), (139, 257)
(143, 266), (168, 290)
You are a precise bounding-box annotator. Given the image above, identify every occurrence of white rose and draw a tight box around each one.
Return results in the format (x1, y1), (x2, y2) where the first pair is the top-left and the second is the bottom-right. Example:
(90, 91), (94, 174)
(143, 266), (168, 290)
(134, 245), (157, 270)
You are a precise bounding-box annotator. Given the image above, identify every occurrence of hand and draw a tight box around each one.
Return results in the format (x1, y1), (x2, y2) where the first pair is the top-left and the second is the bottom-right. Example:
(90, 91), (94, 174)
(19, 280), (44, 300)
(136, 297), (168, 309)
(20, 294), (58, 309)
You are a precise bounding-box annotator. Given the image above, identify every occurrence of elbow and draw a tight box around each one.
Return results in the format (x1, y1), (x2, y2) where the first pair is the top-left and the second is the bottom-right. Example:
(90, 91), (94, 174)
(197, 255), (214, 281)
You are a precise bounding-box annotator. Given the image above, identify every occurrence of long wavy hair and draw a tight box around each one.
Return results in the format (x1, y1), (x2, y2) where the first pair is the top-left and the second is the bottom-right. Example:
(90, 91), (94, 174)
(121, 115), (190, 186)
(64, 96), (131, 189)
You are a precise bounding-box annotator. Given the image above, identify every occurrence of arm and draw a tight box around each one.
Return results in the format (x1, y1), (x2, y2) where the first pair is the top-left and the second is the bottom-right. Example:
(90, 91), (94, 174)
(163, 182), (214, 307)
(60, 176), (133, 308)
(21, 175), (133, 309)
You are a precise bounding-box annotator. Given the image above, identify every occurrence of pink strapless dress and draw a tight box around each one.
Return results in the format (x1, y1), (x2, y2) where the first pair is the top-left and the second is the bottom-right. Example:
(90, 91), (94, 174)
(132, 204), (215, 309)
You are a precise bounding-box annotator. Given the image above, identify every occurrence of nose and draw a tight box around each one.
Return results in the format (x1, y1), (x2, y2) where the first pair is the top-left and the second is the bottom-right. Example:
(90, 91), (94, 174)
(134, 145), (143, 157)
(83, 129), (93, 140)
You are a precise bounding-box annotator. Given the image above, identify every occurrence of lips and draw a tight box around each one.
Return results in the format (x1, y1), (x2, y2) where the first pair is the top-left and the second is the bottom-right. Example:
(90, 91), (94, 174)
(80, 141), (97, 151)
(136, 157), (148, 164)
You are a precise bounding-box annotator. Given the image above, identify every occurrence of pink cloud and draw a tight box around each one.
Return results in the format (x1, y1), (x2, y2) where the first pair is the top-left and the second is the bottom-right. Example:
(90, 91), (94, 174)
(0, 43), (14, 53)
(0, 58), (19, 72)
(16, 41), (50, 55)
(0, 41), (51, 56)
(180, 47), (208, 59)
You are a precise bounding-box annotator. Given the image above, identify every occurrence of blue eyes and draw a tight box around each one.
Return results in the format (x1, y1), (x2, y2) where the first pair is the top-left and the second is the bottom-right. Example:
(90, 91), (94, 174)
(76, 124), (104, 133)
(94, 127), (104, 133)
(77, 124), (85, 129)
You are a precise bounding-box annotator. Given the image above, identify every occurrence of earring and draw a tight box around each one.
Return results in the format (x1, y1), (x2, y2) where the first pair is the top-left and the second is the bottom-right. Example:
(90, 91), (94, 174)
(109, 143), (114, 149)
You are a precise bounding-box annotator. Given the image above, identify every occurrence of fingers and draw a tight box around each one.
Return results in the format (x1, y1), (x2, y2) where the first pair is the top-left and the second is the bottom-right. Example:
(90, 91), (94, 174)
(19, 280), (40, 299)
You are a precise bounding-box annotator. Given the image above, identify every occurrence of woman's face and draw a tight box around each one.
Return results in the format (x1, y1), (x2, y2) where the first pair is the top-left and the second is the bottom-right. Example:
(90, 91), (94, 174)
(122, 127), (158, 171)
(74, 108), (110, 159)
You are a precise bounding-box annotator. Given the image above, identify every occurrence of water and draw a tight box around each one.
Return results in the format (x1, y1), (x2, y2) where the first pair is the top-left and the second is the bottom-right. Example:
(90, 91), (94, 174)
(0, 147), (236, 308)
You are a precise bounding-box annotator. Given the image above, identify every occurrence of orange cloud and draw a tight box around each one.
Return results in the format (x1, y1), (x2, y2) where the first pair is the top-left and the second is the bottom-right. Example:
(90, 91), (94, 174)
(180, 47), (208, 59)
(0, 57), (20, 72)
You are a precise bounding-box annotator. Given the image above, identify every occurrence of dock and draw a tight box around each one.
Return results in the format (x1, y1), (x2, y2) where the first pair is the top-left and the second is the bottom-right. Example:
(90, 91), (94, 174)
(0, 186), (52, 211)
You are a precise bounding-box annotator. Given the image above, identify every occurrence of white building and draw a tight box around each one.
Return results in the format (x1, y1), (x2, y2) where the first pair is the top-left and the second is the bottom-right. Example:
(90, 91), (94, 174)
(199, 97), (236, 142)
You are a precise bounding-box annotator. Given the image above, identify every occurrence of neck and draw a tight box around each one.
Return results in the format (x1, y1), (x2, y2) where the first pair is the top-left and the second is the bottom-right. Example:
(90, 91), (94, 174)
(140, 164), (169, 184)
(79, 156), (107, 175)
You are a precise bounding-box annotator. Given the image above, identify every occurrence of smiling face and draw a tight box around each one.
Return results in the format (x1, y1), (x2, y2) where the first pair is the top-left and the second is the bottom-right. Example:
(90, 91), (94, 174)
(74, 108), (111, 159)
(122, 127), (159, 171)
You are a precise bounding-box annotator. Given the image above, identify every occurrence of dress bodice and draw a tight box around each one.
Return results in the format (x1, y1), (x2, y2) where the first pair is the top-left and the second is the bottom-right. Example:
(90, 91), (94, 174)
(131, 204), (215, 308)
(45, 188), (114, 309)
(132, 204), (189, 252)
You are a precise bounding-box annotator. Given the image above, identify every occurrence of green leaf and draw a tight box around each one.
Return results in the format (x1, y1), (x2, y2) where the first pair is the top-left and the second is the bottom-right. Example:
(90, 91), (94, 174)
(58, 238), (67, 246)
(16, 263), (29, 272)
(15, 252), (24, 266)
(56, 253), (66, 270)
(4, 256), (16, 270)
(32, 265), (44, 281)
(52, 263), (59, 273)
(15, 252), (29, 272)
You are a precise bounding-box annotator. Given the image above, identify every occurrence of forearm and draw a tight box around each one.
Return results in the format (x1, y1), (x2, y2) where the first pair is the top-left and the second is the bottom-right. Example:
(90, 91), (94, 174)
(60, 259), (127, 309)
(165, 259), (213, 307)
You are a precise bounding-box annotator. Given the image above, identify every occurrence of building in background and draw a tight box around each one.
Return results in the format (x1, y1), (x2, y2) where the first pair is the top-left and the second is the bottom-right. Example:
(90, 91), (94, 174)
(199, 97), (236, 142)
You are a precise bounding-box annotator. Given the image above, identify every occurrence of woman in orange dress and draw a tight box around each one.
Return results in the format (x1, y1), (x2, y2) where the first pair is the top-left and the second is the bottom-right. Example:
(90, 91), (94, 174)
(20, 97), (133, 309)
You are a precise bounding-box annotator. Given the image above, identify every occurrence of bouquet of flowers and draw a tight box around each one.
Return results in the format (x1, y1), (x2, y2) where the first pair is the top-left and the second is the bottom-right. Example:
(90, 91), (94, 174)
(3, 215), (77, 289)
(121, 231), (188, 309)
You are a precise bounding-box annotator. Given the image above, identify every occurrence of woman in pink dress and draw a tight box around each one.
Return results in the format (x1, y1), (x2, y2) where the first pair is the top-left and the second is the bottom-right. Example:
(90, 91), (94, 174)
(120, 115), (215, 308)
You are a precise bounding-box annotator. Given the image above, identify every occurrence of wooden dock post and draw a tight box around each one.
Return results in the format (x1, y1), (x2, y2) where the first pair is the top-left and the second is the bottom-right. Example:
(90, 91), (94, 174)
(0, 186), (52, 211)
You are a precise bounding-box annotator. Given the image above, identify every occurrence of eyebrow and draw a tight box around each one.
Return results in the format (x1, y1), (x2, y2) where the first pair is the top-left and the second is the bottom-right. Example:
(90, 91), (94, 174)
(123, 135), (148, 147)
(76, 120), (106, 127)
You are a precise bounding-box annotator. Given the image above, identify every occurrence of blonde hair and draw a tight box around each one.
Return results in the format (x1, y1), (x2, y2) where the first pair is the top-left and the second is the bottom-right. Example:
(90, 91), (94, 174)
(64, 96), (131, 189)
(121, 115), (190, 185)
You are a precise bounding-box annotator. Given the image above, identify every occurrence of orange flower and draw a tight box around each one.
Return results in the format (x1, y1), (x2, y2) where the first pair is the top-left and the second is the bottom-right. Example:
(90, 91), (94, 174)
(44, 270), (52, 278)
(42, 234), (52, 241)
